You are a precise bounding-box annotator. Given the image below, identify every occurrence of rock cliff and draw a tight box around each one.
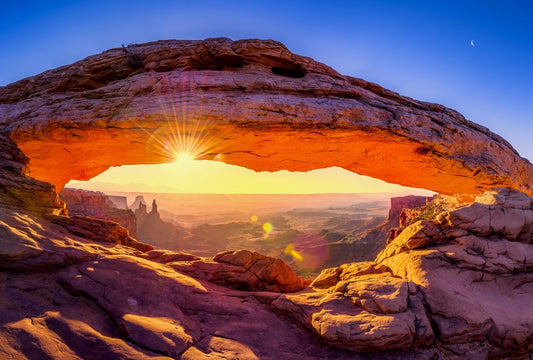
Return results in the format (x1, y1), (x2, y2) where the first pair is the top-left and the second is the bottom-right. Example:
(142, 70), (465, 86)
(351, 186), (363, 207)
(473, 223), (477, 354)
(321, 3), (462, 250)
(60, 188), (137, 237)
(134, 199), (189, 250)
(0, 133), (63, 216)
(1, 38), (532, 197)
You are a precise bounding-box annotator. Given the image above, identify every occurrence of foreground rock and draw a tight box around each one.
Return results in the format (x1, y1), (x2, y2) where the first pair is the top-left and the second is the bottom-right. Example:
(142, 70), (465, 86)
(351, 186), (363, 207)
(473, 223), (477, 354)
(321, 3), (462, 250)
(144, 249), (307, 292)
(1, 38), (532, 359)
(0, 207), (374, 360)
(377, 188), (533, 358)
(1, 38), (532, 196)
(1, 188), (532, 359)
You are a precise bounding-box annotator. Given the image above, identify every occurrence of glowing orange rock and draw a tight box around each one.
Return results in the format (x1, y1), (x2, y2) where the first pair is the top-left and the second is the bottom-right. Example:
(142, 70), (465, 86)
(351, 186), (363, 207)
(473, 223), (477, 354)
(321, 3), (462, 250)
(1, 38), (531, 197)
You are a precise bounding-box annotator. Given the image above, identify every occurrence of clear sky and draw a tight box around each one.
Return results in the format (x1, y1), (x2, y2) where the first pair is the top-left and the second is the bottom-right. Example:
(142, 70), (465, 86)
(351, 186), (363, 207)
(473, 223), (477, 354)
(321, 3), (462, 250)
(1, 1), (531, 194)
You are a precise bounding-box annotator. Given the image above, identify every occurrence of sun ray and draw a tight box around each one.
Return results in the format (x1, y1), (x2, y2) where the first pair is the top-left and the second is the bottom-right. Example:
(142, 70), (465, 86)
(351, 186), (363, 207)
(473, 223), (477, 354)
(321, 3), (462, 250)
(128, 72), (224, 164)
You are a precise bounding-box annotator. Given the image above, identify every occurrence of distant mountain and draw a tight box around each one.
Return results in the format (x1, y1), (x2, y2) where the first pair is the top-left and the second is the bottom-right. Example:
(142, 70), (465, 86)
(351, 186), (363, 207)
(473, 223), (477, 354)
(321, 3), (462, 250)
(129, 195), (147, 212)
(133, 198), (189, 251)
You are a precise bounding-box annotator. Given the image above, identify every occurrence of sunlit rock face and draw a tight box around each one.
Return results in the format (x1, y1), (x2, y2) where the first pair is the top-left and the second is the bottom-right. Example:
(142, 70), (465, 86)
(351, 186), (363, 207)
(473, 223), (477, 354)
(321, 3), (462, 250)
(1, 38), (532, 196)
(0, 133), (63, 215)
(60, 188), (137, 237)
(375, 188), (533, 358)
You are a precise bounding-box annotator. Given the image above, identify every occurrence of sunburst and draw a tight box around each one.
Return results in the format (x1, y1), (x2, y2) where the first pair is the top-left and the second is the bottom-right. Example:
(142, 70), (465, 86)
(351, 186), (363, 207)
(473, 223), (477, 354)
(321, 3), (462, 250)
(132, 72), (224, 164)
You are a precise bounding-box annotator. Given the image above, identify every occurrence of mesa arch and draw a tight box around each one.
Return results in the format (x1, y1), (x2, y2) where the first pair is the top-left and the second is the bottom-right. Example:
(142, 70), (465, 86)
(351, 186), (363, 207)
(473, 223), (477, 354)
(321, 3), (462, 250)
(1, 38), (532, 197)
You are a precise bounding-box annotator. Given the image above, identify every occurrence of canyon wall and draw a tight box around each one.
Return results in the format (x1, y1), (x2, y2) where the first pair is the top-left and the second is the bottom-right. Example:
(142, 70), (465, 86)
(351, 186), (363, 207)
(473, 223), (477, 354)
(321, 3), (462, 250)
(60, 188), (137, 237)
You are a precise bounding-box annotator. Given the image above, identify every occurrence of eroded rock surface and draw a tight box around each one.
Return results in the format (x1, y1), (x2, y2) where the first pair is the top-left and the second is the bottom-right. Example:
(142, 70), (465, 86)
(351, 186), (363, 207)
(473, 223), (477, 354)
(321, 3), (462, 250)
(1, 38), (532, 196)
(1, 38), (533, 359)
(1, 188), (533, 359)
(0, 133), (63, 215)
(376, 188), (533, 358)
(60, 188), (137, 237)
(0, 207), (392, 360)
(145, 249), (307, 293)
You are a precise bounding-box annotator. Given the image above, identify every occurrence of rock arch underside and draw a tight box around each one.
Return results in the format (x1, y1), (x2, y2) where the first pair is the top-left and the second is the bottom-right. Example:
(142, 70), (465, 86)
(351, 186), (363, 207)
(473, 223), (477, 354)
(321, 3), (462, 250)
(1, 38), (532, 359)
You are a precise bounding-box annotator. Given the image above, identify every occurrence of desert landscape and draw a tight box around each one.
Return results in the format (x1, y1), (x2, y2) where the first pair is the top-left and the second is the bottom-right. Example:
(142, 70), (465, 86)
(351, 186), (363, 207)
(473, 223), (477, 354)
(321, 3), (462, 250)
(1, 2), (532, 360)
(59, 189), (407, 278)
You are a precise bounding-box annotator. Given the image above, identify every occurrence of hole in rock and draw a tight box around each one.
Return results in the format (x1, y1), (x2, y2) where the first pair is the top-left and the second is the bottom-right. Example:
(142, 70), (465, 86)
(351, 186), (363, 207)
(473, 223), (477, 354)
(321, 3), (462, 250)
(271, 66), (306, 78)
(64, 160), (433, 279)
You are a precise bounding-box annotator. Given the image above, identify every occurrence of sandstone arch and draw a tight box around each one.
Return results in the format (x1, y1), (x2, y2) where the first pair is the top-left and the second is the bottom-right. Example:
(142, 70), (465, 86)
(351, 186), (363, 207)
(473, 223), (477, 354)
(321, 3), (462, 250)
(1, 38), (531, 197)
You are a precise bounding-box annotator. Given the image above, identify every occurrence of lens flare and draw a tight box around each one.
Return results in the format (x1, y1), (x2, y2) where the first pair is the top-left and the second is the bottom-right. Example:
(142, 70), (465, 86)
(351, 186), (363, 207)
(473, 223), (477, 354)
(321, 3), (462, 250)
(262, 222), (274, 239)
(262, 222), (273, 232)
(284, 233), (329, 271)
(284, 244), (303, 261)
(130, 72), (226, 165)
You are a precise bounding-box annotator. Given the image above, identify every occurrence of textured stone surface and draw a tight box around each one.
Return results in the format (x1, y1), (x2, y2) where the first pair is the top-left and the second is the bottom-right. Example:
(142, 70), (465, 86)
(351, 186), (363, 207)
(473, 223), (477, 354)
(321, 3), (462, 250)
(45, 214), (152, 253)
(1, 38), (533, 359)
(1, 38), (532, 196)
(388, 195), (431, 227)
(0, 133), (63, 215)
(267, 272), (434, 353)
(0, 206), (416, 359)
(154, 249), (307, 293)
(1, 188), (533, 358)
(377, 188), (533, 358)
(60, 188), (137, 237)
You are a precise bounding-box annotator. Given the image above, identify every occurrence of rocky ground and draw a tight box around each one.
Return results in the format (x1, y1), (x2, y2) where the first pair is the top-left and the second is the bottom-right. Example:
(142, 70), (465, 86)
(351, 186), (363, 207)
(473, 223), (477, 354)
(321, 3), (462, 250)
(59, 188), (402, 278)
(2, 185), (533, 359)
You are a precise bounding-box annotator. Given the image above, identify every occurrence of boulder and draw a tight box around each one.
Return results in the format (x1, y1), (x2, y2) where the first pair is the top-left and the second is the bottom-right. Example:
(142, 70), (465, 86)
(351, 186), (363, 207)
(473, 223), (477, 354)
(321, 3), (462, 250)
(160, 249), (307, 293)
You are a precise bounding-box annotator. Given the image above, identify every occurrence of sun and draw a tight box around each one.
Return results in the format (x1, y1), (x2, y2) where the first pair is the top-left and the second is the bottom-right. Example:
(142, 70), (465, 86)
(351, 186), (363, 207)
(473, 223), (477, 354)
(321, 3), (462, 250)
(174, 151), (195, 163)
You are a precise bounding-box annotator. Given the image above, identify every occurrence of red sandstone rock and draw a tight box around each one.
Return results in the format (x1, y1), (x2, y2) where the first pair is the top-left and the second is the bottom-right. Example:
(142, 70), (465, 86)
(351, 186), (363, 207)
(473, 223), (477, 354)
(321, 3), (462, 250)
(1, 38), (533, 359)
(1, 188), (532, 358)
(388, 195), (430, 226)
(159, 249), (306, 293)
(45, 214), (152, 253)
(376, 188), (533, 358)
(0, 133), (63, 215)
(60, 188), (137, 237)
(0, 206), (364, 359)
(311, 261), (389, 289)
(1, 38), (531, 197)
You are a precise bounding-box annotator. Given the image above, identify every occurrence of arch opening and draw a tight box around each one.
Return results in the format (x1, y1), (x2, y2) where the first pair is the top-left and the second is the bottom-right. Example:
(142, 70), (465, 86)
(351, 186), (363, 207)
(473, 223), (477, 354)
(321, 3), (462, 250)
(63, 159), (434, 277)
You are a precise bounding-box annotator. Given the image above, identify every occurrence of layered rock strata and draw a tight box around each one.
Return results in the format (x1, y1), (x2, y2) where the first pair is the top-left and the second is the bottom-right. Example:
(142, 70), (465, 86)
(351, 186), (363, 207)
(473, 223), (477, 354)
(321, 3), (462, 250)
(1, 38), (532, 196)
(60, 188), (137, 237)
(143, 249), (307, 293)
(0, 133), (63, 215)
(2, 188), (531, 359)
(299, 188), (533, 358)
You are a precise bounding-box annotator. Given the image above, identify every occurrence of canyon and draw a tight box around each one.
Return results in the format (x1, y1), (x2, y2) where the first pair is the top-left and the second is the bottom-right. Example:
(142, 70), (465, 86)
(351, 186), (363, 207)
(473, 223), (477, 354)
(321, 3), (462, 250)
(0, 38), (532, 359)
(59, 188), (400, 277)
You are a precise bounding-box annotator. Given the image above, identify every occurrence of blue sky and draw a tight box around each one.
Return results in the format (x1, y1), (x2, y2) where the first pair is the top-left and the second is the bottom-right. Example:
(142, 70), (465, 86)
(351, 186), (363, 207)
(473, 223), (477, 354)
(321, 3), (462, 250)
(1, 0), (532, 162)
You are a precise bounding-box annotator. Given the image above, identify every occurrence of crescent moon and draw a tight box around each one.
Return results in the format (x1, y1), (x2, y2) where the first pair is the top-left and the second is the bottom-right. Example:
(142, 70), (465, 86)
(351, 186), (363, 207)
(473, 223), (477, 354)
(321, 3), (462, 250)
(470, 40), (475, 47)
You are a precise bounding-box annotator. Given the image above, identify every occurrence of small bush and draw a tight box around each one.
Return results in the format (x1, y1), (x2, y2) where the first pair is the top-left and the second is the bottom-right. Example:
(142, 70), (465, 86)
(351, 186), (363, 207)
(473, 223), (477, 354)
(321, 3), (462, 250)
(121, 44), (143, 68)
